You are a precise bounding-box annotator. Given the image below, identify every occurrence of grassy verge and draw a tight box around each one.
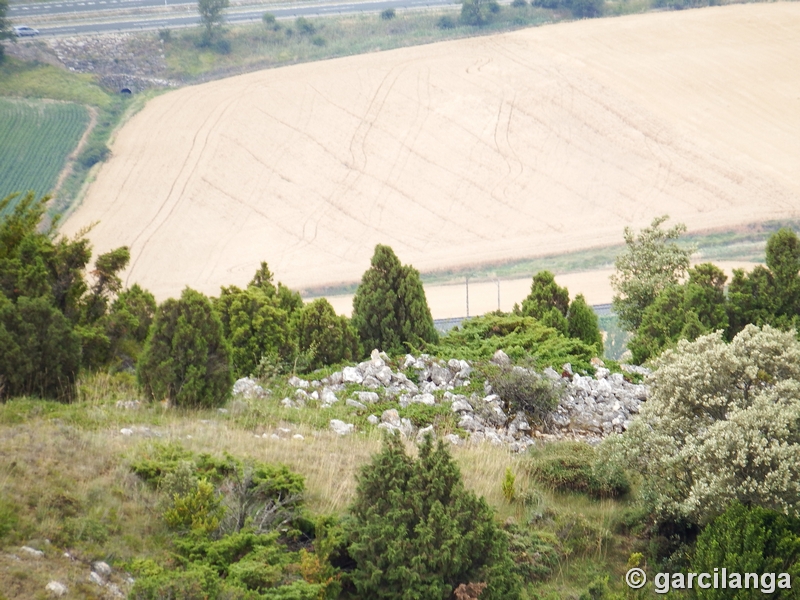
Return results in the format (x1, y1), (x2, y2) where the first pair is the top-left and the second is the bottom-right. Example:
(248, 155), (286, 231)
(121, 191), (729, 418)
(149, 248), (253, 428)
(305, 218), (800, 298)
(159, 4), (559, 82)
(0, 371), (641, 598)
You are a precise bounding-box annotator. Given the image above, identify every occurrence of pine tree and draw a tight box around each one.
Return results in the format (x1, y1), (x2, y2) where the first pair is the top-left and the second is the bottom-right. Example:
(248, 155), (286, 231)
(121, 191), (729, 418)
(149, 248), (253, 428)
(567, 294), (603, 355)
(347, 434), (522, 599)
(213, 285), (292, 378)
(351, 245), (437, 355)
(138, 288), (232, 408)
(520, 271), (569, 321)
(297, 298), (360, 371)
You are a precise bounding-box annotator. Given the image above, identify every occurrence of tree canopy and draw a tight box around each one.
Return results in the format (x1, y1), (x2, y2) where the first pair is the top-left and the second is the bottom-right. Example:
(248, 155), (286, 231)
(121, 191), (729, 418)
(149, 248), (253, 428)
(346, 433), (522, 599)
(351, 244), (437, 355)
(138, 287), (233, 408)
(610, 215), (694, 332)
(606, 325), (800, 526)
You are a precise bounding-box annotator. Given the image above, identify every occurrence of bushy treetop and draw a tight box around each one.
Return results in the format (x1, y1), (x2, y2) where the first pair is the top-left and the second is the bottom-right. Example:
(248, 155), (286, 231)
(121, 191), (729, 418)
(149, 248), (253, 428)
(606, 325), (800, 525)
(611, 215), (694, 331)
(346, 433), (522, 599)
(351, 244), (437, 355)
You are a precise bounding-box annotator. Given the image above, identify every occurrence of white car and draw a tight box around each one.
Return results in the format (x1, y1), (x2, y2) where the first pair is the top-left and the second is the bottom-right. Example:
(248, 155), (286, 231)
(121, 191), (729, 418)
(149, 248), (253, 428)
(13, 26), (40, 37)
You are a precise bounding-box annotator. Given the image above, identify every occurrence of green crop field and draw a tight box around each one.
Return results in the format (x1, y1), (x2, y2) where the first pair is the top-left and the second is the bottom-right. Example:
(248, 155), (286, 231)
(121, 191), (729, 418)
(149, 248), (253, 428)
(0, 98), (89, 210)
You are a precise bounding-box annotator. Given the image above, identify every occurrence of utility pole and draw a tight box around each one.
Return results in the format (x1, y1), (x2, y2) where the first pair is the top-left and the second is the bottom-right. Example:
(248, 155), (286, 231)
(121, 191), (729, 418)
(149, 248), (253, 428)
(466, 276), (470, 318)
(496, 278), (500, 311)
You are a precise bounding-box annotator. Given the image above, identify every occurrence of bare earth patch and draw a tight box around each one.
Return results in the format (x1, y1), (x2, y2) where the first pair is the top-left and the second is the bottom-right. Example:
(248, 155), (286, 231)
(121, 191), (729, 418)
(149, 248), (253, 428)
(61, 3), (800, 303)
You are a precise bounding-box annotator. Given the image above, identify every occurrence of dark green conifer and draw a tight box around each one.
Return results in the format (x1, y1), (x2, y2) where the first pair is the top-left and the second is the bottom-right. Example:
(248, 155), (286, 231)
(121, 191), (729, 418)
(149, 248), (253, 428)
(138, 288), (232, 408)
(297, 298), (360, 370)
(567, 294), (603, 355)
(347, 434), (522, 599)
(521, 271), (569, 321)
(351, 245), (437, 355)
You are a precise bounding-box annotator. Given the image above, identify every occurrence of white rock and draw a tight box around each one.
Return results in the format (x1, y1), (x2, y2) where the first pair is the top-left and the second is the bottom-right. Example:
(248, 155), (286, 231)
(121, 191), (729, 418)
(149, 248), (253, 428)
(346, 399), (367, 410)
(367, 415), (380, 425)
(93, 561), (112, 577)
(445, 434), (462, 446)
(403, 354), (416, 369)
(370, 349), (385, 367)
(45, 581), (68, 597)
(342, 366), (364, 384)
(21, 546), (44, 557)
(381, 409), (402, 428)
(292, 434), (305, 440)
(355, 391), (379, 404)
(491, 349), (511, 366)
(89, 571), (105, 585)
(288, 376), (310, 388)
(410, 393), (436, 406)
(320, 387), (338, 404)
(120, 428), (133, 436)
(416, 425), (435, 443)
(310, 391), (319, 400)
(451, 399), (473, 413)
(329, 419), (354, 435)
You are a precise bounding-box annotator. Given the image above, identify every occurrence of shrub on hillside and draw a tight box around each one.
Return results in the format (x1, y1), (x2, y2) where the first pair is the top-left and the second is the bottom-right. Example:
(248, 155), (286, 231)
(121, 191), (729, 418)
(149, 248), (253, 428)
(433, 313), (596, 371)
(606, 325), (800, 525)
(138, 288), (232, 408)
(345, 433), (522, 598)
(351, 244), (437, 355)
(567, 294), (603, 355)
(489, 367), (561, 425)
(526, 442), (629, 499)
(77, 142), (110, 169)
(437, 15), (457, 28)
(295, 17), (315, 34)
(297, 298), (360, 371)
(692, 503), (800, 599)
(380, 7), (396, 19)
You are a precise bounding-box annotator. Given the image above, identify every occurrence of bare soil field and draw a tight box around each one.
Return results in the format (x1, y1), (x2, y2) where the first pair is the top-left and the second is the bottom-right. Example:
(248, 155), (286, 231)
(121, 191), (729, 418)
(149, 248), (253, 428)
(62, 3), (800, 303)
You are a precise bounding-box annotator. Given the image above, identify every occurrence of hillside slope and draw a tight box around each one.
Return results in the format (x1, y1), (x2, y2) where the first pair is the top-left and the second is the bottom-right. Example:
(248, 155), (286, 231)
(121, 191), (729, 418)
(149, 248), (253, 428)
(61, 3), (800, 300)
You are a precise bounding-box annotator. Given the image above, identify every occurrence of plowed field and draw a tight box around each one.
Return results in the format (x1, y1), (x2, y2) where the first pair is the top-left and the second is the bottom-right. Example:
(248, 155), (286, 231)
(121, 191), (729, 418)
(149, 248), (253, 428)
(62, 3), (800, 302)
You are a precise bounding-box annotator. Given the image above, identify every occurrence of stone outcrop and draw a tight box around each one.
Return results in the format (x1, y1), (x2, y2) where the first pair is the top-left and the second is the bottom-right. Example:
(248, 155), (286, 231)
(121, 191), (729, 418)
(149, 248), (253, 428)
(233, 349), (649, 451)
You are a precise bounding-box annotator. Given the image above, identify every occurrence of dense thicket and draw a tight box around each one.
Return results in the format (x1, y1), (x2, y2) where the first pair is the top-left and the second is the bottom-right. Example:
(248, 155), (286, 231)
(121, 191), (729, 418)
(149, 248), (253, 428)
(346, 433), (522, 599)
(297, 298), (360, 371)
(620, 227), (800, 363)
(138, 288), (233, 408)
(606, 325), (800, 526)
(0, 192), (131, 400)
(351, 244), (438, 355)
(691, 503), (800, 600)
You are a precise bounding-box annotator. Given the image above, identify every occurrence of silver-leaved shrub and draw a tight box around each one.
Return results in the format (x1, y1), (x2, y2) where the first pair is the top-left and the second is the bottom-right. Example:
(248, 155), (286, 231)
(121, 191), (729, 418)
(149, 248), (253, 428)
(604, 324), (800, 525)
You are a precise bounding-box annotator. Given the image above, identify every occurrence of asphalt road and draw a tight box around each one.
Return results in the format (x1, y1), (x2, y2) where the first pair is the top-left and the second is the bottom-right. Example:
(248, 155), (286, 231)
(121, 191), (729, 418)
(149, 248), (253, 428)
(10, 0), (459, 36)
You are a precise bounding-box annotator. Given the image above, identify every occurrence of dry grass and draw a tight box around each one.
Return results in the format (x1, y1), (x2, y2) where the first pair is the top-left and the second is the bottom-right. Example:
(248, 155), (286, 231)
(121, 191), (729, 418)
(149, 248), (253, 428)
(0, 371), (640, 597)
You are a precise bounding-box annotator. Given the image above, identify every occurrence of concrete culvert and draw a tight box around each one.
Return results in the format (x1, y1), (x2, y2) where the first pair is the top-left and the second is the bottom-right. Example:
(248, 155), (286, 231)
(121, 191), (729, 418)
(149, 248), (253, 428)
(120, 88), (132, 94)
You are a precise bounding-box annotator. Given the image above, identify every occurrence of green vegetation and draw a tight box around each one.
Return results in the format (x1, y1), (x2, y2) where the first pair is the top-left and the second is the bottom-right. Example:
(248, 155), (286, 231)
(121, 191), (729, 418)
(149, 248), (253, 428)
(526, 442), (629, 499)
(0, 0), (12, 63)
(488, 365), (561, 425)
(351, 244), (438, 355)
(606, 325), (800, 526)
(0, 57), (111, 107)
(434, 313), (597, 371)
(691, 503), (800, 599)
(0, 192), (130, 401)
(0, 98), (89, 207)
(157, 8), (555, 82)
(138, 288), (233, 408)
(198, 0), (230, 45)
(345, 433), (522, 598)
(611, 215), (694, 332)
(297, 298), (361, 372)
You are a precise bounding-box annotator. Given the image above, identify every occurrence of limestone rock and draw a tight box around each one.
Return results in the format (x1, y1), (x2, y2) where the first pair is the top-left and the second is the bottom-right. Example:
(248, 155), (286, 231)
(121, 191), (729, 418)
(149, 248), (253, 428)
(329, 419), (354, 435)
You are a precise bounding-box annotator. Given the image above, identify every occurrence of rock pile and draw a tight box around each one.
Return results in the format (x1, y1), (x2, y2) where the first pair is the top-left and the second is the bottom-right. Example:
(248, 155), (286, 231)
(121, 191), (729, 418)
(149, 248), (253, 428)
(234, 349), (649, 451)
